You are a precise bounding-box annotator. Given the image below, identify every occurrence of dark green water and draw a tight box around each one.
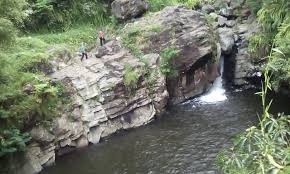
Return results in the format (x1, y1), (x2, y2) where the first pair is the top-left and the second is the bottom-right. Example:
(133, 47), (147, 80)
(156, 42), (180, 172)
(40, 88), (290, 174)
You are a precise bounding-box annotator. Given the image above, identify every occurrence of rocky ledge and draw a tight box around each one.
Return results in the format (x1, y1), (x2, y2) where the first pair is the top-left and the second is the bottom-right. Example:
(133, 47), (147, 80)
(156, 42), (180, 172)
(13, 6), (220, 174)
(205, 0), (261, 86)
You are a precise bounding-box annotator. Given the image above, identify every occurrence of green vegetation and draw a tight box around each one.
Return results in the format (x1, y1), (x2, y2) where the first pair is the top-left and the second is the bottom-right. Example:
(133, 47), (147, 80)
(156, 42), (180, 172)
(218, 114), (290, 174)
(144, 69), (159, 97)
(160, 47), (179, 77)
(0, 129), (31, 157)
(25, 0), (109, 31)
(121, 27), (144, 59)
(0, 1), (289, 172)
(0, 0), (112, 158)
(123, 64), (139, 93)
(247, 0), (290, 91)
(218, 48), (290, 174)
(219, 1), (290, 173)
(148, 0), (215, 11)
(121, 24), (163, 59)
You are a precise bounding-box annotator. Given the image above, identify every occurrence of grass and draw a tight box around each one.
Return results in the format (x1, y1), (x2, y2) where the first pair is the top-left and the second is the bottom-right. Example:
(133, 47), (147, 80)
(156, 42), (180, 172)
(123, 64), (139, 93)
(29, 24), (99, 50)
(0, 23), (111, 158)
(121, 23), (163, 59)
(147, 0), (215, 12)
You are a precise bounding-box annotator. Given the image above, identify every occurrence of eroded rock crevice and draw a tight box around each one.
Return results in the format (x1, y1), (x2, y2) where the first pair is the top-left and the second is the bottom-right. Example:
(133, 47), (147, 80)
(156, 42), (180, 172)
(212, 1), (261, 87)
(167, 53), (219, 104)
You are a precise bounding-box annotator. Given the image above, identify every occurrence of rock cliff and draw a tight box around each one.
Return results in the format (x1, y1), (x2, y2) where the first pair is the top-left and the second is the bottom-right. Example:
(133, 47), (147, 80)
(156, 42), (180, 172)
(122, 6), (220, 104)
(12, 6), (219, 174)
(111, 0), (149, 20)
(208, 0), (261, 86)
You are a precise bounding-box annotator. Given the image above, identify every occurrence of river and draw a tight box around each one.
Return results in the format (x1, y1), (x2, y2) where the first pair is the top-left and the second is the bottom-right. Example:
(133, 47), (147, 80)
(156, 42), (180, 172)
(41, 58), (290, 174)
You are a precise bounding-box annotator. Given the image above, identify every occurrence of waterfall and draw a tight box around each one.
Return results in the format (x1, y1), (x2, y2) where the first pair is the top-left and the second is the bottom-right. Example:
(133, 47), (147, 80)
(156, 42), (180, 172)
(197, 56), (227, 104)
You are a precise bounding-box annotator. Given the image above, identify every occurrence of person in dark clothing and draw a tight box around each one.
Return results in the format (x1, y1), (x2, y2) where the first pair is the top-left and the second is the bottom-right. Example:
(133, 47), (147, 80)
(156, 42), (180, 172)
(80, 42), (88, 61)
(99, 30), (105, 46)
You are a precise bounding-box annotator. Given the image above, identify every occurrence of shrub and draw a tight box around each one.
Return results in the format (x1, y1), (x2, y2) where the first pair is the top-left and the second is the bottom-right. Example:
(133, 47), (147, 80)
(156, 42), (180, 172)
(25, 0), (110, 31)
(148, 0), (177, 12)
(148, 0), (214, 11)
(248, 34), (271, 60)
(0, 18), (17, 45)
(123, 64), (139, 92)
(218, 114), (290, 174)
(246, 0), (263, 15)
(160, 47), (179, 77)
(0, 35), (71, 158)
(0, 0), (28, 27)
(0, 129), (31, 157)
(121, 27), (144, 59)
(218, 48), (290, 174)
(246, 0), (290, 91)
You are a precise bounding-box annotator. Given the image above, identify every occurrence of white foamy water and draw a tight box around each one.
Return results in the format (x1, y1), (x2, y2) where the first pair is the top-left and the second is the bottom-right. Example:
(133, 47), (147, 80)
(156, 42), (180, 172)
(198, 56), (227, 104)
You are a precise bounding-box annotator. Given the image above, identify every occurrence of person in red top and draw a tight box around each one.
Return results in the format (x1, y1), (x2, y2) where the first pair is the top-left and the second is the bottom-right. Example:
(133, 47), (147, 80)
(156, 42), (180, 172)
(98, 30), (105, 46)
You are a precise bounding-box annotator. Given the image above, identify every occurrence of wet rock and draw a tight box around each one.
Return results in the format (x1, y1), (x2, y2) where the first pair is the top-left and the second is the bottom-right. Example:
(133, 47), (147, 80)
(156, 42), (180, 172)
(20, 143), (55, 174)
(75, 136), (89, 148)
(111, 0), (149, 20)
(88, 126), (103, 144)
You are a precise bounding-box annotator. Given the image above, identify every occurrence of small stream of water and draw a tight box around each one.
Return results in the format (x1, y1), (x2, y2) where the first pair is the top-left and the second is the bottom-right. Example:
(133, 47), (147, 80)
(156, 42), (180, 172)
(41, 57), (290, 174)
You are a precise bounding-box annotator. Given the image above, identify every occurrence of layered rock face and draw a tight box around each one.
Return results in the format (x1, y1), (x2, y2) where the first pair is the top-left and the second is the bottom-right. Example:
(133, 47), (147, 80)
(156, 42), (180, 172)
(14, 6), (219, 174)
(18, 40), (168, 174)
(123, 6), (220, 104)
(111, 0), (149, 20)
(211, 0), (260, 86)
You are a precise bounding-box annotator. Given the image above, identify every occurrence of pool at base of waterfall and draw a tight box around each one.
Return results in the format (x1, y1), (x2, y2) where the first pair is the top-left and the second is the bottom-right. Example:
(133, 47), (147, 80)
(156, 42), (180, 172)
(40, 87), (290, 174)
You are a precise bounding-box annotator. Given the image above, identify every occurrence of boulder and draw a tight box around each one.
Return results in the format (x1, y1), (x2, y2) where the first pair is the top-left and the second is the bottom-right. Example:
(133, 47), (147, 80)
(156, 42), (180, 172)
(233, 18), (261, 86)
(111, 0), (149, 20)
(225, 20), (236, 27)
(75, 136), (89, 148)
(234, 48), (255, 85)
(201, 4), (215, 14)
(209, 12), (218, 21)
(30, 126), (55, 144)
(218, 15), (227, 27)
(123, 6), (219, 104)
(219, 6), (234, 18)
(218, 27), (235, 54)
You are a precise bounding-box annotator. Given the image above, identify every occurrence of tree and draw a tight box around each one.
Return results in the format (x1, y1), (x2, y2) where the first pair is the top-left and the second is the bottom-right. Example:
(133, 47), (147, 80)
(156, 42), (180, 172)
(0, 0), (28, 26)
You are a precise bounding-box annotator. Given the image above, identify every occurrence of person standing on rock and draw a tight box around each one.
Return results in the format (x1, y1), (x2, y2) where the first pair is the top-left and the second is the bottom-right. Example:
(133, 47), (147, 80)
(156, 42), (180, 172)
(80, 42), (88, 61)
(98, 30), (106, 46)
